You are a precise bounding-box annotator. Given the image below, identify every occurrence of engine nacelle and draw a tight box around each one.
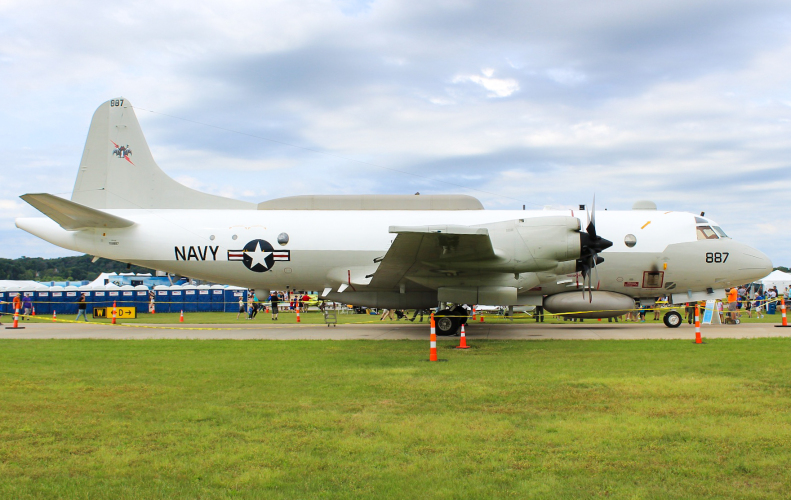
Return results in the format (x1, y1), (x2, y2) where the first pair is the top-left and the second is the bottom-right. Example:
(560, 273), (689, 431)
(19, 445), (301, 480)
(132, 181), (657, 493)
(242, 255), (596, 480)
(515, 216), (581, 267)
(475, 216), (581, 273)
(543, 291), (634, 319)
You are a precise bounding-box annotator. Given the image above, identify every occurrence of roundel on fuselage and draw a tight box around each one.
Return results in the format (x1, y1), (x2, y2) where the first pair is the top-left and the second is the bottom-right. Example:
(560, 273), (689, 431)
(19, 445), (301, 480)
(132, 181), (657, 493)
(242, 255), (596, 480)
(227, 239), (291, 272)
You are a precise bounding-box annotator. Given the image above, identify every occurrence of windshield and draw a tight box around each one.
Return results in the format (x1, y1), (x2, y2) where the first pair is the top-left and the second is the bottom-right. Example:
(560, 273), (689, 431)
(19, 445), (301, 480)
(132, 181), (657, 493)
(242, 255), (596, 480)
(712, 226), (729, 238)
(696, 226), (719, 240)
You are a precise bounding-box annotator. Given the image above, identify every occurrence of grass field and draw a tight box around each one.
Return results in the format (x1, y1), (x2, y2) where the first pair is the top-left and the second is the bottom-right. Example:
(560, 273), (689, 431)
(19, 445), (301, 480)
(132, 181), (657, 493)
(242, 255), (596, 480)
(1, 338), (791, 498)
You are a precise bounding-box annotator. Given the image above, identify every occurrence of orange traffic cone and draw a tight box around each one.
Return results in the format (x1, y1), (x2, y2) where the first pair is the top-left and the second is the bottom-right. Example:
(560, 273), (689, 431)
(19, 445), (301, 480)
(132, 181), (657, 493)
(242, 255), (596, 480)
(694, 304), (702, 344)
(776, 298), (790, 328)
(456, 323), (471, 349)
(31, 306), (36, 316)
(112, 301), (117, 325)
(180, 310), (184, 322)
(52, 310), (57, 322)
(472, 306), (476, 321)
(5, 308), (25, 330)
(429, 313), (437, 361)
(480, 314), (484, 322)
(296, 309), (300, 323)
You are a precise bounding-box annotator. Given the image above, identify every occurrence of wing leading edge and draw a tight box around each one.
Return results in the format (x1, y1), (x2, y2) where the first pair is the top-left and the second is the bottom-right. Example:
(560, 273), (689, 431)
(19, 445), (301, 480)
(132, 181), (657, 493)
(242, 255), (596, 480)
(368, 225), (496, 288)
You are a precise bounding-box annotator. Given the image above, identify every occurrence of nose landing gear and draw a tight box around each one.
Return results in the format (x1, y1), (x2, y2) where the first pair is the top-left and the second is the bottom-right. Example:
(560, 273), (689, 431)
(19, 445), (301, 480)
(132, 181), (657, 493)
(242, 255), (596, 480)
(663, 310), (682, 328)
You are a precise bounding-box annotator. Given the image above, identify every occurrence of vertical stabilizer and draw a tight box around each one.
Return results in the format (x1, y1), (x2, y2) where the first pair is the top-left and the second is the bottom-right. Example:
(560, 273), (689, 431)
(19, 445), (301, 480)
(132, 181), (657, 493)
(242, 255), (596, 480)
(71, 98), (255, 210)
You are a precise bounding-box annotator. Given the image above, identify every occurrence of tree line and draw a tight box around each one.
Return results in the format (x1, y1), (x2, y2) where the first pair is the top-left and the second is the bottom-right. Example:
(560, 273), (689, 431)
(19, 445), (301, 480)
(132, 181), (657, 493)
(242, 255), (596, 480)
(0, 255), (154, 282)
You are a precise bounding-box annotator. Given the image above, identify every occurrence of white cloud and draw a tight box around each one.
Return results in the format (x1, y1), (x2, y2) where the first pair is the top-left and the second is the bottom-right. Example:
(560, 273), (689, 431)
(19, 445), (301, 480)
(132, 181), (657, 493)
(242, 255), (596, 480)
(453, 71), (520, 97)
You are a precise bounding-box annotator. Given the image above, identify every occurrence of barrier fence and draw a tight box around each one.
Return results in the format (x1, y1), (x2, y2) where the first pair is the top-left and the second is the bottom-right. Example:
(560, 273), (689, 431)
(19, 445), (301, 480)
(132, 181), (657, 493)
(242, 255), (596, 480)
(2, 296), (789, 324)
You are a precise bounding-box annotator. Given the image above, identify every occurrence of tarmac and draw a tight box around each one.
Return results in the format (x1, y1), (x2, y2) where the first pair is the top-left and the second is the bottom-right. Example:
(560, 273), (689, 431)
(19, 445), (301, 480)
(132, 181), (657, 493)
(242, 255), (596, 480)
(2, 319), (790, 340)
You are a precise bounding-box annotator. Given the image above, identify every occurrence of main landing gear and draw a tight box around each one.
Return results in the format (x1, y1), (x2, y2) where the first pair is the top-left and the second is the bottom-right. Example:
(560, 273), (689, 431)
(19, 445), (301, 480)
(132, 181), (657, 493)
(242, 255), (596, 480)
(433, 306), (468, 335)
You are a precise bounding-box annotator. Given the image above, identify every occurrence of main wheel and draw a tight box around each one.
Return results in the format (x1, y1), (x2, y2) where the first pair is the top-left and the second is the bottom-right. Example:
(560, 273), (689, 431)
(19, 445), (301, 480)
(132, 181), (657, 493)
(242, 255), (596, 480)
(663, 311), (682, 328)
(434, 309), (460, 336)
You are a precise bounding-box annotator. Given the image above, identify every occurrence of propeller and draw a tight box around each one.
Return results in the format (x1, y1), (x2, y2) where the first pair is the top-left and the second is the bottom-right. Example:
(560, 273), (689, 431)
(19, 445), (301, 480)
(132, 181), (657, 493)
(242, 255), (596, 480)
(577, 195), (613, 302)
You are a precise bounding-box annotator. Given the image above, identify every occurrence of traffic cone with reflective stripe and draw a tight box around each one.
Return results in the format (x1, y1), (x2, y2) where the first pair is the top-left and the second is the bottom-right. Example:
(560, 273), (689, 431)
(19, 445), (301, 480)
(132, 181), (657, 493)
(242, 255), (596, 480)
(429, 313), (438, 361)
(472, 306), (476, 321)
(112, 301), (117, 325)
(694, 304), (702, 344)
(456, 323), (470, 349)
(776, 298), (790, 328)
(180, 310), (184, 323)
(480, 314), (484, 322)
(31, 306), (35, 316)
(52, 310), (57, 322)
(5, 308), (24, 330)
(296, 309), (300, 323)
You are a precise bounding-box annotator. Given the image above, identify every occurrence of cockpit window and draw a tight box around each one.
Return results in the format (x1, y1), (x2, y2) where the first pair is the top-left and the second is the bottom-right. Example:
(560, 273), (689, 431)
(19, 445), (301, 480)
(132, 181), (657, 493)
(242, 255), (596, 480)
(696, 226), (719, 240)
(712, 226), (729, 238)
(695, 217), (709, 224)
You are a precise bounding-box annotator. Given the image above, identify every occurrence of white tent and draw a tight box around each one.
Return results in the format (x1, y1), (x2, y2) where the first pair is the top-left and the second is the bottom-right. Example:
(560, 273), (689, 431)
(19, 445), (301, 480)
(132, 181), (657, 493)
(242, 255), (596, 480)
(760, 270), (791, 293)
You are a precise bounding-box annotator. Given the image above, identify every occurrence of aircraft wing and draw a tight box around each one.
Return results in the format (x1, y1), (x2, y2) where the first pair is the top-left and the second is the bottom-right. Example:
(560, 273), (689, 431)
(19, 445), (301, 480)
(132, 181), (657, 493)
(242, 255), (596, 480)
(20, 193), (134, 230)
(367, 225), (495, 288)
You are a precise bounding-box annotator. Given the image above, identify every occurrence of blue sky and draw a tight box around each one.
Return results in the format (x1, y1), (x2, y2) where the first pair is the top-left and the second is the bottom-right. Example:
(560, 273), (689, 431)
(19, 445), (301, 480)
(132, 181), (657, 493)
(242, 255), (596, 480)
(1, 0), (790, 265)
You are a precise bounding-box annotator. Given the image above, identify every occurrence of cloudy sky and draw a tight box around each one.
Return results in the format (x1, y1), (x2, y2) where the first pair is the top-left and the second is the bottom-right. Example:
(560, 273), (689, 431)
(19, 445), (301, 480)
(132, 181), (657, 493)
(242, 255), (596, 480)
(1, 0), (790, 265)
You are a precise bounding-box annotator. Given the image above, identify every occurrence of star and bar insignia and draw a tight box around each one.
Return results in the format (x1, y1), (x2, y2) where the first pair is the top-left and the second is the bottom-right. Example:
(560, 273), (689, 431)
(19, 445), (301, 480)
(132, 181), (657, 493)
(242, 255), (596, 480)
(228, 239), (290, 272)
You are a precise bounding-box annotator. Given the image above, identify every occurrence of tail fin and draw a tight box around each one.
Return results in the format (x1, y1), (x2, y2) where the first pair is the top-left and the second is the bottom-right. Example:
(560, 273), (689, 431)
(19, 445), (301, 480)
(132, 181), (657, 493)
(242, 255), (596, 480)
(71, 98), (255, 210)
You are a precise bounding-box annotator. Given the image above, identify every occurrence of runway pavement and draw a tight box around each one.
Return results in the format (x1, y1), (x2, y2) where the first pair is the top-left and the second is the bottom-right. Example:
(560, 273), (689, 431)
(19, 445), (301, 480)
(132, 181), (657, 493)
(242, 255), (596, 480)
(2, 320), (789, 340)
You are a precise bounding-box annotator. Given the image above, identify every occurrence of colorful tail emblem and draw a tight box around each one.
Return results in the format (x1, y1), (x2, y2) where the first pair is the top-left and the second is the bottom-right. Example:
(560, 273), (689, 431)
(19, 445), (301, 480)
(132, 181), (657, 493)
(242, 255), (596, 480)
(111, 140), (134, 165)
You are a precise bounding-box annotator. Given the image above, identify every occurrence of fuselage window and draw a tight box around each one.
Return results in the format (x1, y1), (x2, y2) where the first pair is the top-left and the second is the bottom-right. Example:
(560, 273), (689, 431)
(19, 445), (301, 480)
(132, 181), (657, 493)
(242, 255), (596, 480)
(696, 226), (719, 240)
(712, 226), (729, 238)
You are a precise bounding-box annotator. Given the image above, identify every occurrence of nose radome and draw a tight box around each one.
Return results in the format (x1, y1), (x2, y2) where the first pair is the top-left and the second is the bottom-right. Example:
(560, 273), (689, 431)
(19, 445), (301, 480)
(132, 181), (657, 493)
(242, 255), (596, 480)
(741, 246), (773, 281)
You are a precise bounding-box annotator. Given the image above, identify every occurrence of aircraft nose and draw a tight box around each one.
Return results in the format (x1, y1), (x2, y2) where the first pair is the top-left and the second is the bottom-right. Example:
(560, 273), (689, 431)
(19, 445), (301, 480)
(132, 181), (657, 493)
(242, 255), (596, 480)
(740, 246), (773, 281)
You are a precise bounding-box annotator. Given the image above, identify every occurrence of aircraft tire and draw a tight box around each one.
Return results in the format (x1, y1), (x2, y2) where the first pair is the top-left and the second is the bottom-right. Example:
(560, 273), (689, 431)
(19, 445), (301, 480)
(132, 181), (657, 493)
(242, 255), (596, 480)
(434, 309), (460, 336)
(663, 311), (682, 328)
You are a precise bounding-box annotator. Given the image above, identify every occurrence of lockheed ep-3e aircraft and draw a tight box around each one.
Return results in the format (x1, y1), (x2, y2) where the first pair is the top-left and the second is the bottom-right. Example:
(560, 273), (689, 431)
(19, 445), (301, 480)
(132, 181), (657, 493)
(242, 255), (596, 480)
(16, 98), (773, 334)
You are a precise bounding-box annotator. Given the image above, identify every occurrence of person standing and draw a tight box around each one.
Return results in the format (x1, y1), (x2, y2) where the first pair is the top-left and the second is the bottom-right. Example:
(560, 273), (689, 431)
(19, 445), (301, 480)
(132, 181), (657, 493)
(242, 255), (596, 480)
(380, 308), (395, 321)
(685, 302), (695, 324)
(247, 291), (254, 320)
(301, 293), (311, 313)
(653, 296), (666, 321)
(754, 292), (765, 319)
(22, 294), (33, 319)
(148, 290), (156, 314)
(76, 293), (89, 322)
(236, 294), (245, 320)
(12, 293), (22, 318)
(409, 309), (426, 322)
(269, 292), (280, 320)
(534, 305), (544, 322)
(727, 287), (739, 322)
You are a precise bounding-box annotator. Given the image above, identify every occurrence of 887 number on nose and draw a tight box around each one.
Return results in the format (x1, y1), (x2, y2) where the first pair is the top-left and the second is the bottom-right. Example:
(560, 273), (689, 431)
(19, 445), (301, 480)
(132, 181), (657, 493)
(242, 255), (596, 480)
(705, 252), (729, 263)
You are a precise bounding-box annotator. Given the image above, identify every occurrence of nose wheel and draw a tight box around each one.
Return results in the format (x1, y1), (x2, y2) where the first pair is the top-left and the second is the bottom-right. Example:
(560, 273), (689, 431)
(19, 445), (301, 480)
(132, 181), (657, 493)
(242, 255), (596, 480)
(663, 310), (682, 328)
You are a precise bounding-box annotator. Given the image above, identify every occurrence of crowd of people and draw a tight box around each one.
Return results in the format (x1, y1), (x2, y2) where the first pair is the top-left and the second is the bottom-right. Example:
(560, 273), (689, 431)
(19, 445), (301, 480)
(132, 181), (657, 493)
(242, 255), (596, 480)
(238, 290), (318, 320)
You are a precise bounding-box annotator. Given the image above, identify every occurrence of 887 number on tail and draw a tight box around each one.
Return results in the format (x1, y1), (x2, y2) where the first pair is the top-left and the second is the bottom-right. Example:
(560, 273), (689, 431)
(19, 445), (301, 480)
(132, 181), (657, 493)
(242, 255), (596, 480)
(705, 252), (729, 263)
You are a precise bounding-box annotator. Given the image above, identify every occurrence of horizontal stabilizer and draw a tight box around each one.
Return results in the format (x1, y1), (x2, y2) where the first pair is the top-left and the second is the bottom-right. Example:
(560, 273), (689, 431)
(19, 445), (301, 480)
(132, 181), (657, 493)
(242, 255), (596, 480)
(20, 193), (134, 230)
